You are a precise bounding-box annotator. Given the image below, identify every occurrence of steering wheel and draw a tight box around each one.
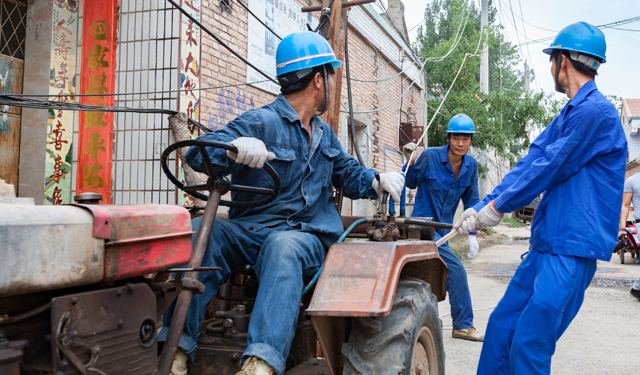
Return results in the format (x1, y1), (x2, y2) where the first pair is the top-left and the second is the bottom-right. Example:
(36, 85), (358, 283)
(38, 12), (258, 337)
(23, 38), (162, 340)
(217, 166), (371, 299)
(161, 139), (280, 208)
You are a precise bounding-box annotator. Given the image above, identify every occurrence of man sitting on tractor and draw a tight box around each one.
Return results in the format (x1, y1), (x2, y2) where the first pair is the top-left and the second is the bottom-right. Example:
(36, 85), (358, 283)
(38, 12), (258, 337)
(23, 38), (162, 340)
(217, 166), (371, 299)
(159, 31), (405, 375)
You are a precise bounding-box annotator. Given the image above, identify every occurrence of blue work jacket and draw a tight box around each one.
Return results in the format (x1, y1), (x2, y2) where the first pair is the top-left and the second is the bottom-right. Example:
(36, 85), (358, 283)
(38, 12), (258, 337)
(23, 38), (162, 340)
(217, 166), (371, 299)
(185, 94), (378, 247)
(405, 145), (479, 236)
(476, 81), (627, 261)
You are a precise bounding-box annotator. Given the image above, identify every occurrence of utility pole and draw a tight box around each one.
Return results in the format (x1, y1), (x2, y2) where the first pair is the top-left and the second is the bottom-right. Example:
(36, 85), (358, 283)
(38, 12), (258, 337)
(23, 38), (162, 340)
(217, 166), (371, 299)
(523, 60), (535, 93)
(480, 0), (489, 94)
(302, 0), (375, 136)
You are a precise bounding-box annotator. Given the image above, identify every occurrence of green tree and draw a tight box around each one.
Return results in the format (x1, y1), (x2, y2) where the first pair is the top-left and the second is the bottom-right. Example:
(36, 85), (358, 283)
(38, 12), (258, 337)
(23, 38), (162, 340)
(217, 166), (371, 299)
(414, 0), (559, 166)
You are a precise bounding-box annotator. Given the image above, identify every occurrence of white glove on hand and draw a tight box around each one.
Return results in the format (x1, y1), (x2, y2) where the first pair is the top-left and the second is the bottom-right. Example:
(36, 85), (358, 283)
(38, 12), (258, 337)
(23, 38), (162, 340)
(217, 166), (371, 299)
(371, 172), (404, 203)
(454, 208), (478, 235)
(475, 203), (504, 230)
(402, 142), (418, 161)
(467, 235), (479, 258)
(228, 137), (274, 169)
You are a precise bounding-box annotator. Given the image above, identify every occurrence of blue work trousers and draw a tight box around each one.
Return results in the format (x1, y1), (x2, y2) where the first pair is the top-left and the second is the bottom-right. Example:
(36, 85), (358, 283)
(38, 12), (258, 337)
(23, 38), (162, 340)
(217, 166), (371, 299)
(434, 232), (474, 330)
(158, 217), (326, 375)
(477, 248), (597, 375)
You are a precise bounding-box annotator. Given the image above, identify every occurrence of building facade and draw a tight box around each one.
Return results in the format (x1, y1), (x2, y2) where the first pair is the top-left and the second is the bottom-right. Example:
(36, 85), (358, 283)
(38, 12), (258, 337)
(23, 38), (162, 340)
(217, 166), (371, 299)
(6, 0), (425, 216)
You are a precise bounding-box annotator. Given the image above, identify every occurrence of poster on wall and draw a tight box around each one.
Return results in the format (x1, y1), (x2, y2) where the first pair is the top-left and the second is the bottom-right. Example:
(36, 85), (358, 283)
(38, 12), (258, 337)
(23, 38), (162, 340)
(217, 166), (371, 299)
(44, 2), (79, 205)
(246, 0), (316, 94)
(76, 0), (117, 203)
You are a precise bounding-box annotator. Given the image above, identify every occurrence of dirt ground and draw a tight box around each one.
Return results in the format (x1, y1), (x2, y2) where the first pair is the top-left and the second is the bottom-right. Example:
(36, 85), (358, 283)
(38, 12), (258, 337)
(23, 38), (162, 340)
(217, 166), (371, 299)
(439, 223), (640, 374)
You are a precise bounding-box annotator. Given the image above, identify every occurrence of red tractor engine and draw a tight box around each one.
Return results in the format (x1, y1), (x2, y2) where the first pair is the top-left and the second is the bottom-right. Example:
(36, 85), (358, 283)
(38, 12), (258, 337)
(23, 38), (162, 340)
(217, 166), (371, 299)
(0, 202), (192, 375)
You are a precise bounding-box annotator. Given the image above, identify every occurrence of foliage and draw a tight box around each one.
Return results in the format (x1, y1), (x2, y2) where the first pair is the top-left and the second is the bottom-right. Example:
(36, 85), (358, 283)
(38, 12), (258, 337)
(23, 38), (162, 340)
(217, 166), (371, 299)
(480, 227), (495, 235)
(413, 0), (563, 166)
(501, 217), (526, 228)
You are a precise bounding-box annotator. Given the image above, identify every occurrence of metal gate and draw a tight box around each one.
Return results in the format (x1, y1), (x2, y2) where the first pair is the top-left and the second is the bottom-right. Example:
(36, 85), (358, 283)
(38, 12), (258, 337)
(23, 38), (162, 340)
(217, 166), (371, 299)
(111, 0), (180, 204)
(71, 0), (180, 204)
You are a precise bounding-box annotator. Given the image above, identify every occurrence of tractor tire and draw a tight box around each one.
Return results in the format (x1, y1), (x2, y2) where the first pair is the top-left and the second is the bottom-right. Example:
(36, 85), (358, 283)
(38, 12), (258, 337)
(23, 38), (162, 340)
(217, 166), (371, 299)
(342, 278), (445, 375)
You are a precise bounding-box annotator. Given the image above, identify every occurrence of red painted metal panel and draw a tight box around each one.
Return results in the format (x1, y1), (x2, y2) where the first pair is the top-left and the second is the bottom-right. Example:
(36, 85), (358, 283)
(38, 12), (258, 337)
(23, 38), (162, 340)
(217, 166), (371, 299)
(88, 204), (194, 282)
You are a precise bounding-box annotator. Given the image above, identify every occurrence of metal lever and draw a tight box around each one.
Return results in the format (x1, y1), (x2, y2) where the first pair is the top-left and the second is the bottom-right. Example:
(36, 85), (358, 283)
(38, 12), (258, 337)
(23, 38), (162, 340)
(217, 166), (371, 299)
(435, 230), (458, 247)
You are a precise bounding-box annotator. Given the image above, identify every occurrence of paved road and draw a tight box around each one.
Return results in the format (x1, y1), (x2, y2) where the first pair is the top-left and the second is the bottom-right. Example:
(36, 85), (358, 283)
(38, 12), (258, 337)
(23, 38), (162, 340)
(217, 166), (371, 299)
(440, 224), (640, 375)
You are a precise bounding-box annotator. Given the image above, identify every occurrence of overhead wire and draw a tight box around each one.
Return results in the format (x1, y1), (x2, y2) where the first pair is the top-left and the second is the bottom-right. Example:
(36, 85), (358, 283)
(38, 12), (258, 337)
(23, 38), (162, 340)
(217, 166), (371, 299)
(346, 0), (472, 84)
(344, 2), (474, 115)
(4, 79), (273, 98)
(406, 18), (485, 159)
(236, 0), (282, 40)
(166, 0), (279, 85)
(344, 14), (367, 167)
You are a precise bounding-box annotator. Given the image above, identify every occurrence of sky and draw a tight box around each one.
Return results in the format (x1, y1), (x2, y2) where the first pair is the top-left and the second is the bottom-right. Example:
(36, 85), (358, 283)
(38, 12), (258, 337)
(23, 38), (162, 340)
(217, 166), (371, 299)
(375, 0), (640, 101)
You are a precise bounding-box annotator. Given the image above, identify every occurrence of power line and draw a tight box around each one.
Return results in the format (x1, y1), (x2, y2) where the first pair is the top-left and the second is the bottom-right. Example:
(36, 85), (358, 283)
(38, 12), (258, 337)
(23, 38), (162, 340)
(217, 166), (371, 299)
(237, 0), (282, 40)
(166, 0), (278, 85)
(345, 1), (476, 114)
(5, 79), (273, 99)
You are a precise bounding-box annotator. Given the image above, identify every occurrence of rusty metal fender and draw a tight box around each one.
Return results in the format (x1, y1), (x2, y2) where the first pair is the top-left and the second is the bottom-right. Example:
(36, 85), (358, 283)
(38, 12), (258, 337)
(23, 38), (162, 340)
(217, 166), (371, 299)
(305, 240), (448, 375)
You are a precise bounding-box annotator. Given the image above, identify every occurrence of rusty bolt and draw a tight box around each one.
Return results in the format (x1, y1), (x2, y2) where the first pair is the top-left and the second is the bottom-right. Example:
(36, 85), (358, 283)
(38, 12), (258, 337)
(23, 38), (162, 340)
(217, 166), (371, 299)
(127, 283), (134, 293)
(118, 319), (123, 328)
(70, 297), (78, 305)
(116, 289), (122, 297)
(232, 353), (240, 361)
(322, 7), (330, 14)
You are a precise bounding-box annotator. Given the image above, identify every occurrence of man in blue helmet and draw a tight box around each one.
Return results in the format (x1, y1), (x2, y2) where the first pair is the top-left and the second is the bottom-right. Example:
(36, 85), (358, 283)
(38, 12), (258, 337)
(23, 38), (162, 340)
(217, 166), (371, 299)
(160, 31), (405, 375)
(402, 114), (483, 342)
(454, 22), (627, 374)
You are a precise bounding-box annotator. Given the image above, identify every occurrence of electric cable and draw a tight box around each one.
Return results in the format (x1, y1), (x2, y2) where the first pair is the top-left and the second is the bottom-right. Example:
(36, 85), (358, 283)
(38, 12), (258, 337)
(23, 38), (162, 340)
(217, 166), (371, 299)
(343, 2), (475, 115)
(344, 15), (366, 167)
(5, 79), (273, 98)
(166, 0), (279, 85)
(0, 94), (178, 115)
(236, 0), (282, 40)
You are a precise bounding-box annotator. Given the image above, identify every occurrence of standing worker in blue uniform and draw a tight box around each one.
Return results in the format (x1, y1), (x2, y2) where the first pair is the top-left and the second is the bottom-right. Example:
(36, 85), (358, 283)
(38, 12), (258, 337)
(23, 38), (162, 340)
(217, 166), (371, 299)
(161, 31), (405, 375)
(454, 22), (627, 374)
(403, 113), (483, 342)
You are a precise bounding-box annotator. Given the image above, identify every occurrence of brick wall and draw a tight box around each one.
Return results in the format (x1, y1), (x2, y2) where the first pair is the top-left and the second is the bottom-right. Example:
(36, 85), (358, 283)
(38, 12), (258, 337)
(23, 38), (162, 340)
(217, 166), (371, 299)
(198, 0), (423, 176)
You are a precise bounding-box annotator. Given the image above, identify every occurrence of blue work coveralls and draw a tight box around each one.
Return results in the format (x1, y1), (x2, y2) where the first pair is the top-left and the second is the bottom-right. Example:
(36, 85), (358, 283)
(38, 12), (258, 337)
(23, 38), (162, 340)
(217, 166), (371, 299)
(158, 94), (378, 375)
(474, 81), (627, 375)
(405, 145), (479, 330)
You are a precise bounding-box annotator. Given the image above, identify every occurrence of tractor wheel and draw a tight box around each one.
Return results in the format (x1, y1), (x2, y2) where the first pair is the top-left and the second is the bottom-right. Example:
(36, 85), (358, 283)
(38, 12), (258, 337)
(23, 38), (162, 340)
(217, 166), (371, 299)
(342, 278), (444, 375)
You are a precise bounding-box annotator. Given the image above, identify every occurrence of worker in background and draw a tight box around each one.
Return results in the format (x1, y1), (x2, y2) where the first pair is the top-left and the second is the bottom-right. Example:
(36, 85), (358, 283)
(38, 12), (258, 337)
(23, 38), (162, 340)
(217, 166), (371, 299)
(402, 113), (483, 342)
(454, 22), (627, 374)
(617, 172), (640, 300)
(160, 31), (404, 375)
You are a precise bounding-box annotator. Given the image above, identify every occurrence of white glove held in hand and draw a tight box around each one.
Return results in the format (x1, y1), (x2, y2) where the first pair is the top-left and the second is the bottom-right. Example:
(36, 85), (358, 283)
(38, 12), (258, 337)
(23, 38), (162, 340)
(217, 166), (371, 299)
(467, 235), (479, 259)
(475, 203), (503, 230)
(454, 208), (478, 235)
(402, 142), (418, 161)
(371, 172), (405, 203)
(228, 137), (274, 169)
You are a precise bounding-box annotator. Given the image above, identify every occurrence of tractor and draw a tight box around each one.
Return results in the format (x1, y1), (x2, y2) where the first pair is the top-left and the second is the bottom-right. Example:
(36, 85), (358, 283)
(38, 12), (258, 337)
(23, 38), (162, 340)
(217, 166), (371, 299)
(0, 139), (450, 375)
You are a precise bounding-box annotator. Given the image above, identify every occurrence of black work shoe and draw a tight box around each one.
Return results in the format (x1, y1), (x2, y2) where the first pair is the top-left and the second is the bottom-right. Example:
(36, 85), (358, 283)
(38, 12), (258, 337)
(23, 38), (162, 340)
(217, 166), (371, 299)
(631, 288), (640, 302)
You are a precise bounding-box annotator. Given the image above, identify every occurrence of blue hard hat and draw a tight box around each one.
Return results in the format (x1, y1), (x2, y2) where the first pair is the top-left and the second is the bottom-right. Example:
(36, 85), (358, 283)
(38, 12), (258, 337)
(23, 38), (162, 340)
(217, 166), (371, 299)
(447, 114), (475, 134)
(275, 31), (343, 77)
(542, 22), (606, 63)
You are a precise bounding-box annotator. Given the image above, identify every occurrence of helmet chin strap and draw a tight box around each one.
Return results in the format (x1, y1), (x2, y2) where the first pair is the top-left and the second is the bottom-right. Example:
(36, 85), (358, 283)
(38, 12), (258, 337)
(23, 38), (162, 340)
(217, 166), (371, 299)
(318, 65), (330, 116)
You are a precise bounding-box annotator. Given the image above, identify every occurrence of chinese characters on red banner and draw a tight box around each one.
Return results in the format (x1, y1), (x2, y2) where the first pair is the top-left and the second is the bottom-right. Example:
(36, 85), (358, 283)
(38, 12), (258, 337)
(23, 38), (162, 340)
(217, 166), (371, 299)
(76, 1), (117, 203)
